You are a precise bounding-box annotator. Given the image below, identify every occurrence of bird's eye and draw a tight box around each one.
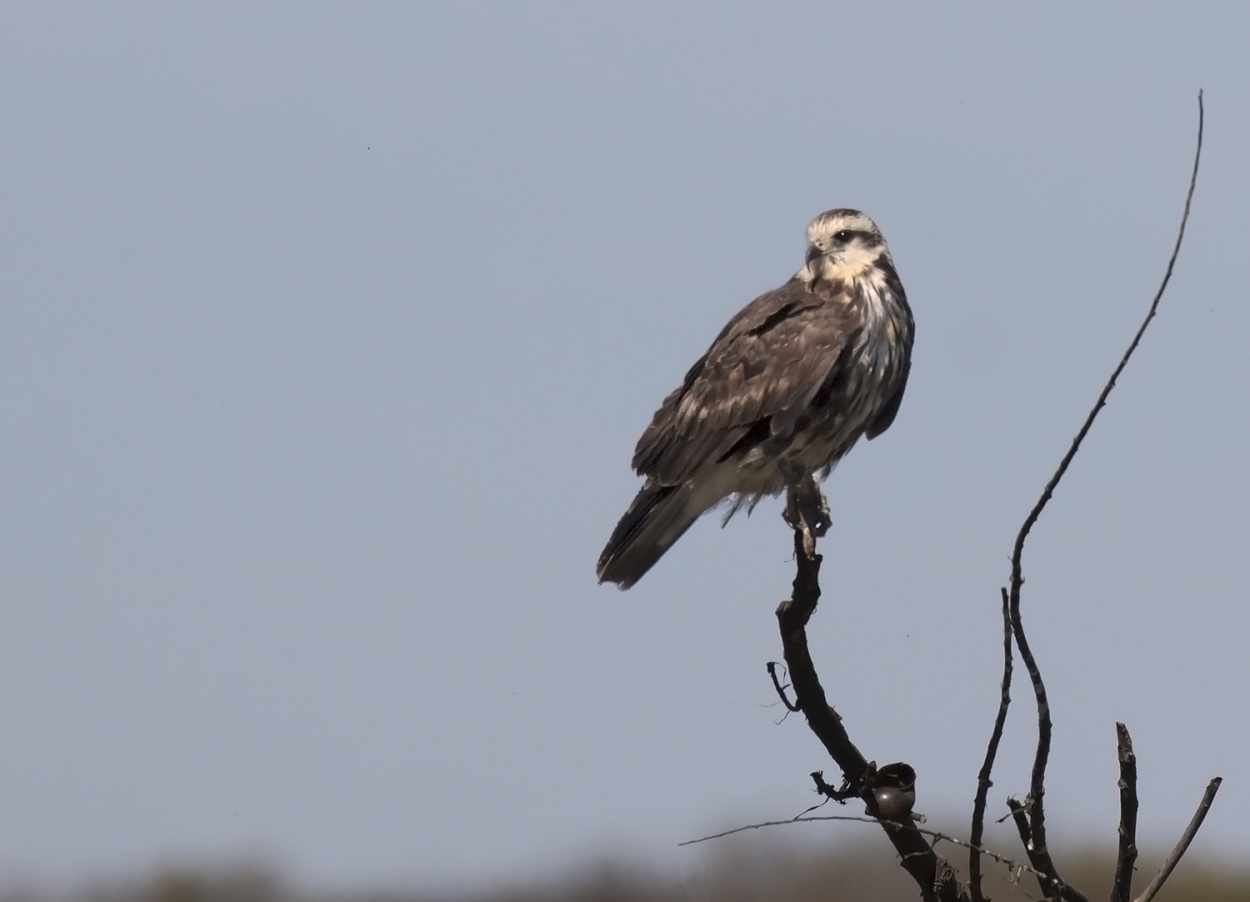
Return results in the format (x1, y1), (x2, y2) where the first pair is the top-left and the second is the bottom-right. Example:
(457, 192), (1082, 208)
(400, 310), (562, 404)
(833, 230), (853, 243)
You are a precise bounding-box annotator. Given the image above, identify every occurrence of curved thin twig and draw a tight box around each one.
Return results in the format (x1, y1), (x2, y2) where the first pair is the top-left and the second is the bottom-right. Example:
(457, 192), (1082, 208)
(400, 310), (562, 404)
(1134, 777), (1222, 902)
(680, 814), (1027, 871)
(680, 812), (1064, 895)
(970, 591), (1014, 902)
(996, 90), (1205, 901)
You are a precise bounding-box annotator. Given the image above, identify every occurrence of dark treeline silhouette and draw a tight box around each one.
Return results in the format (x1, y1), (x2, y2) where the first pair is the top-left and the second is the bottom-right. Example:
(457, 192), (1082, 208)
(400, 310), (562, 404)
(3, 846), (1247, 902)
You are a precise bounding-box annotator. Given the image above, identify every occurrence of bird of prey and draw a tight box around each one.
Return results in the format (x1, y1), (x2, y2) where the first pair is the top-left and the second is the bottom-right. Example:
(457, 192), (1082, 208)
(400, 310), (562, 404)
(596, 209), (914, 589)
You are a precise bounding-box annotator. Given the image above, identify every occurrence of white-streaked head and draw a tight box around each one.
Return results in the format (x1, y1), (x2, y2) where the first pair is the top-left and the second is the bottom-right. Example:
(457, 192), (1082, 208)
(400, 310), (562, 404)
(797, 208), (893, 284)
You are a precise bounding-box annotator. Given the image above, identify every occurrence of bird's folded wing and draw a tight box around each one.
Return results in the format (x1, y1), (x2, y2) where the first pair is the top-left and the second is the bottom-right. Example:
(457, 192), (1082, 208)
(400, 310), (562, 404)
(632, 281), (857, 486)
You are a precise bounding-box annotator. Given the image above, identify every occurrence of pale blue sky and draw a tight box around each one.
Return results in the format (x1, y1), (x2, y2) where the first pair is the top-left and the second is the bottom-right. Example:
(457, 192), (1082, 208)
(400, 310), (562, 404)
(2, 3), (1248, 895)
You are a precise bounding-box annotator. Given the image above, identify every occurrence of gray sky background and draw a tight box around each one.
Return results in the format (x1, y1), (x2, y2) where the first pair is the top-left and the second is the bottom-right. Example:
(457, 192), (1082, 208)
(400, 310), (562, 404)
(3, 3), (1248, 895)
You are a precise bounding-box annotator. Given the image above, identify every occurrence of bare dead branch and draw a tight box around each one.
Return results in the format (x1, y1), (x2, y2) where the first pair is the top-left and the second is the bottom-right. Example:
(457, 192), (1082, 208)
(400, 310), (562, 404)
(998, 90), (1205, 902)
(1133, 777), (1223, 902)
(1005, 800), (1034, 863)
(1004, 606), (1068, 898)
(775, 525), (870, 783)
(775, 523), (970, 902)
(1110, 723), (1139, 902)
(1005, 799), (1087, 902)
(970, 590), (1014, 902)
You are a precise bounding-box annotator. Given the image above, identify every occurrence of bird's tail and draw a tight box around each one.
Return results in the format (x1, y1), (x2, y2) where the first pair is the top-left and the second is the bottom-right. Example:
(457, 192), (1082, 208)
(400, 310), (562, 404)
(596, 482), (700, 590)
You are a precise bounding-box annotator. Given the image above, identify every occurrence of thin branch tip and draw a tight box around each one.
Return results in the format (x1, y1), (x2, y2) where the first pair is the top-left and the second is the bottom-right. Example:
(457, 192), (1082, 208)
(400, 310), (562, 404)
(1134, 777), (1221, 902)
(1111, 722), (1139, 902)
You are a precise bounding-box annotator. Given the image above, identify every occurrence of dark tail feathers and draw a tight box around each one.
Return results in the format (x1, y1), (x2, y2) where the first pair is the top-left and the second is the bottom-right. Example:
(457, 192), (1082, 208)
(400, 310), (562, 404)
(597, 482), (698, 589)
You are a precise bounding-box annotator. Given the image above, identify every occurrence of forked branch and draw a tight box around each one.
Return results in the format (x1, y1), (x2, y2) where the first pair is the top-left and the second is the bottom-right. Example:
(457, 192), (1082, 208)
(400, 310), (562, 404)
(971, 90), (1208, 902)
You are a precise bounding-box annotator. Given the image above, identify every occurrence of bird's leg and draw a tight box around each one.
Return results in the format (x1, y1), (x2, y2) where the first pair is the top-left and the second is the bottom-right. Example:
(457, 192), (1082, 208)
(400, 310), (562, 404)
(782, 467), (831, 556)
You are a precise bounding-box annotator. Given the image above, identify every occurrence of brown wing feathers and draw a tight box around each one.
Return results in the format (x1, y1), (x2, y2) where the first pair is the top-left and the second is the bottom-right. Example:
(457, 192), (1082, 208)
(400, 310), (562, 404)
(631, 281), (854, 488)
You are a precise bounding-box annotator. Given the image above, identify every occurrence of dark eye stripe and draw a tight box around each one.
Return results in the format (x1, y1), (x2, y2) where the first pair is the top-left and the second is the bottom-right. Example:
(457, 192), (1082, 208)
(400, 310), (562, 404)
(832, 228), (882, 248)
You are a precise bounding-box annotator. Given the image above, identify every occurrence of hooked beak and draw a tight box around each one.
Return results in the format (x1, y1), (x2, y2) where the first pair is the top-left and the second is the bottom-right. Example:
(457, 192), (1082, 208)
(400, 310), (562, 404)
(805, 244), (824, 267)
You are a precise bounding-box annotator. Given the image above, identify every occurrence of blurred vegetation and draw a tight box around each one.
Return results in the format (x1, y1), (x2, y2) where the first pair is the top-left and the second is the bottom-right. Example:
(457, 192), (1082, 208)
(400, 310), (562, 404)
(2, 844), (1247, 902)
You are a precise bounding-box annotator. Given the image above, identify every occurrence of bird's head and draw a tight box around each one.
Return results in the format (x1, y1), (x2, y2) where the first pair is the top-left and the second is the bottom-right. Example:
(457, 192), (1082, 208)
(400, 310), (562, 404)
(797, 209), (892, 285)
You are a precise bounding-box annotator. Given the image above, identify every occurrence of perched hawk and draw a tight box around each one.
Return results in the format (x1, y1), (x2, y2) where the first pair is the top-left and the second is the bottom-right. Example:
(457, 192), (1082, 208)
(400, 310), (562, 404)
(597, 209), (914, 589)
